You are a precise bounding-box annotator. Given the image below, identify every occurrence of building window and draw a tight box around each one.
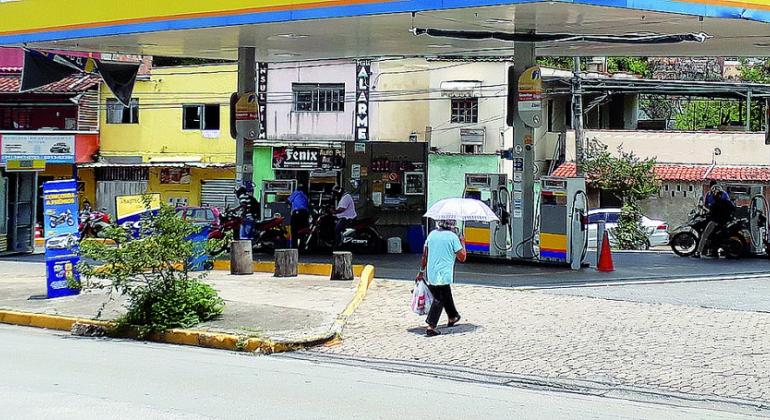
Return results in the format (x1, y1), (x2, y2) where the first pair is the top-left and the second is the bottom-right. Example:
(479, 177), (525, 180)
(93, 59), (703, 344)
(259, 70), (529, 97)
(106, 99), (139, 124)
(451, 98), (478, 124)
(461, 144), (484, 154)
(292, 83), (345, 112)
(183, 104), (220, 130)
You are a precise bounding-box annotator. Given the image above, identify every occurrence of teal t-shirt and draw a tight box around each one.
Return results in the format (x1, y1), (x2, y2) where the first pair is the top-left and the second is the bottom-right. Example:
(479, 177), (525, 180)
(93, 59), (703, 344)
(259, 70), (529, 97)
(426, 229), (463, 286)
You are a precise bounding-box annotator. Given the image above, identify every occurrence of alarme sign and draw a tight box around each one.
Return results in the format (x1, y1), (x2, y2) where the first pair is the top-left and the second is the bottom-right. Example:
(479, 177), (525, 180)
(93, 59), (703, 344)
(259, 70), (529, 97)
(355, 60), (370, 142)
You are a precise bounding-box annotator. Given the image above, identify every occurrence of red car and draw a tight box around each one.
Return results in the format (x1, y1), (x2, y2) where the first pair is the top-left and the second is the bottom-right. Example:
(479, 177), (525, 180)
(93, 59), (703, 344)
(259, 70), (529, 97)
(175, 206), (220, 227)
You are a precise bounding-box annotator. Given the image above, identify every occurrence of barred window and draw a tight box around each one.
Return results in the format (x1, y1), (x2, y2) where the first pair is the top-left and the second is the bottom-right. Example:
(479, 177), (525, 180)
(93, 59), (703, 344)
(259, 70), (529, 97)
(450, 98), (478, 124)
(106, 99), (139, 124)
(293, 83), (345, 112)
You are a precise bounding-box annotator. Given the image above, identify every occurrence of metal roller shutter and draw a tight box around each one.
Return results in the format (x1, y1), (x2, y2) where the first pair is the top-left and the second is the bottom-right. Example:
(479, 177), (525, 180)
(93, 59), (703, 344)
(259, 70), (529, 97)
(200, 179), (238, 211)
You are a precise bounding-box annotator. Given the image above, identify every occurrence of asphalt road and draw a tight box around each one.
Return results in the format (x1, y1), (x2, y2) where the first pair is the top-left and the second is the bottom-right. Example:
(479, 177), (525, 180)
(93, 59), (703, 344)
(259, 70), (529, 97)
(6, 249), (770, 288)
(0, 324), (758, 420)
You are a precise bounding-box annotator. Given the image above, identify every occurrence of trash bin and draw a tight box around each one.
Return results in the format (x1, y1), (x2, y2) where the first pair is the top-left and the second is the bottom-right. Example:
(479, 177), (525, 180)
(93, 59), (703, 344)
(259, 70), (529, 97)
(186, 226), (211, 271)
(405, 225), (426, 254)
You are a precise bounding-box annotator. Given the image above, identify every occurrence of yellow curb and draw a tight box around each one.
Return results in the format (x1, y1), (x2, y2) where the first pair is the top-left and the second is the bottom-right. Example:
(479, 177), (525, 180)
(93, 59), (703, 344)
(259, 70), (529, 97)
(331, 264), (375, 336)
(213, 259), (364, 277)
(0, 264), (377, 353)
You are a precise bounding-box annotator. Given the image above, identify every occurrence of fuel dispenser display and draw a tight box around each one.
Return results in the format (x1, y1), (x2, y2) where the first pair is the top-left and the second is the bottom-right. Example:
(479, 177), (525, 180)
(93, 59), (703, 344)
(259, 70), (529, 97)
(261, 180), (296, 221)
(537, 177), (588, 270)
(462, 174), (510, 258)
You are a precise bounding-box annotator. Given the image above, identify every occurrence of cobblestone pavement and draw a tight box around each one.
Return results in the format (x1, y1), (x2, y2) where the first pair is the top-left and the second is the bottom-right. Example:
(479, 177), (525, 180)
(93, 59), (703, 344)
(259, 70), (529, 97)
(314, 279), (770, 407)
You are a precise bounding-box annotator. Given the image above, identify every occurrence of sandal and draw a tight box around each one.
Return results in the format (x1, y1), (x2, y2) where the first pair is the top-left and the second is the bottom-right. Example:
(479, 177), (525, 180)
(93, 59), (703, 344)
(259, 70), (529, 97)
(426, 328), (441, 337)
(447, 315), (461, 327)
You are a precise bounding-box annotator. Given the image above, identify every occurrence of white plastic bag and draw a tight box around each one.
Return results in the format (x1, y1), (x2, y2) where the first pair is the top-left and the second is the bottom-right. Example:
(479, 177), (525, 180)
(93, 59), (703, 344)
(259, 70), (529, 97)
(410, 280), (433, 315)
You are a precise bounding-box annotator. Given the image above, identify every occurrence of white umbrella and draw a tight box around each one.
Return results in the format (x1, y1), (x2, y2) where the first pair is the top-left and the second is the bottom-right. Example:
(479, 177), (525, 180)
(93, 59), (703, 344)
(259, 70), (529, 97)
(424, 198), (499, 222)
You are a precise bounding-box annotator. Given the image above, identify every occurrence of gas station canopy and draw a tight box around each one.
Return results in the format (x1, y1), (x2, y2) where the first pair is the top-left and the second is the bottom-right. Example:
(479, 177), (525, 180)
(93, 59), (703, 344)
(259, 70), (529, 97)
(2, 0), (770, 60)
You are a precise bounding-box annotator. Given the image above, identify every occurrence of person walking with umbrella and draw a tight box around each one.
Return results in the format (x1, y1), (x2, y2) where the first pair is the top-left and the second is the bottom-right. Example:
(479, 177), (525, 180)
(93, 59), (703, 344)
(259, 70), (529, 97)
(417, 219), (466, 337)
(418, 198), (498, 336)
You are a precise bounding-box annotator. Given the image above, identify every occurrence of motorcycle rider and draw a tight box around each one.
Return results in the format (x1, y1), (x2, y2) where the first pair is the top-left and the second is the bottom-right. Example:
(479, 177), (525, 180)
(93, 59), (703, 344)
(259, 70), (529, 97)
(287, 183), (310, 248)
(695, 180), (734, 258)
(332, 185), (357, 246)
(235, 186), (260, 240)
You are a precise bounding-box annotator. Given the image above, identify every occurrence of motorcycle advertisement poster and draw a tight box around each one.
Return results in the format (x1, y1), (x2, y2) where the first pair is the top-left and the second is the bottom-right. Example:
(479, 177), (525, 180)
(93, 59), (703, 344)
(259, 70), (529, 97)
(42, 179), (80, 298)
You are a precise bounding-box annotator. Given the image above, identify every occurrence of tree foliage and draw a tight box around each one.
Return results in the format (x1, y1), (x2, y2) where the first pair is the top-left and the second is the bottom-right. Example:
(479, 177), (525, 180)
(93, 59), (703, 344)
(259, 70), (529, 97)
(607, 57), (649, 77)
(77, 201), (224, 337)
(583, 138), (661, 249)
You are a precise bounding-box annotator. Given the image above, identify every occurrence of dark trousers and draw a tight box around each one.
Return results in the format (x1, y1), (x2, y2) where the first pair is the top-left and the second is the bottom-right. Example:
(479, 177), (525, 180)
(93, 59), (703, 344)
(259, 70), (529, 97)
(426, 284), (459, 328)
(335, 218), (353, 245)
(290, 209), (309, 248)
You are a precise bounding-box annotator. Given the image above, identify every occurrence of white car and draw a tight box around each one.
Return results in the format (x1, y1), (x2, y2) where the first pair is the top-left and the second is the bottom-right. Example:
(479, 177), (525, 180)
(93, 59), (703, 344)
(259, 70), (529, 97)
(587, 208), (669, 249)
(46, 233), (78, 250)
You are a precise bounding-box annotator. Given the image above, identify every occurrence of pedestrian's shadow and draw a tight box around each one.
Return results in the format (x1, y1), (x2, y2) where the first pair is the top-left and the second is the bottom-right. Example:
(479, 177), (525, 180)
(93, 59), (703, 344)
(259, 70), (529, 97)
(406, 323), (480, 336)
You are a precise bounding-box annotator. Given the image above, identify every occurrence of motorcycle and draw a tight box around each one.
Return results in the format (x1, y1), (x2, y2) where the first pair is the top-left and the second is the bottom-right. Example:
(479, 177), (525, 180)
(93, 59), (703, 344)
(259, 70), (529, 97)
(669, 206), (751, 259)
(251, 215), (289, 253)
(207, 206), (288, 254)
(207, 207), (242, 254)
(302, 207), (384, 254)
(78, 209), (112, 239)
(47, 209), (75, 228)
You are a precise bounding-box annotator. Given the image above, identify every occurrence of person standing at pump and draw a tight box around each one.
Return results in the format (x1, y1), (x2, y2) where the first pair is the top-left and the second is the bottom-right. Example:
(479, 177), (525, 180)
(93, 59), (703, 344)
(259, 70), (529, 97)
(417, 219), (467, 337)
(287, 184), (310, 248)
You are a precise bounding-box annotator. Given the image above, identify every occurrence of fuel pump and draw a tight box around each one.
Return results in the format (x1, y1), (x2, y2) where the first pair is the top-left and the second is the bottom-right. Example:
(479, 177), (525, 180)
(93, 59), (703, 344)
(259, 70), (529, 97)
(462, 174), (510, 258)
(537, 176), (588, 270)
(260, 180), (296, 221)
(725, 184), (769, 256)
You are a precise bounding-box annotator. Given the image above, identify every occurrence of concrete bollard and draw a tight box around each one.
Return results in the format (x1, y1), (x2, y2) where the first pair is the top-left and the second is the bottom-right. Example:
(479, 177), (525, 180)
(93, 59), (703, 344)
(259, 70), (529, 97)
(230, 240), (253, 275)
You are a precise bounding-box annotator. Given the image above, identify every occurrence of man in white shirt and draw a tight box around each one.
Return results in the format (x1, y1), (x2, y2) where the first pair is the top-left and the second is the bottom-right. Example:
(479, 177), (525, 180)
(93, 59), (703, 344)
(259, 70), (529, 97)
(332, 185), (357, 246)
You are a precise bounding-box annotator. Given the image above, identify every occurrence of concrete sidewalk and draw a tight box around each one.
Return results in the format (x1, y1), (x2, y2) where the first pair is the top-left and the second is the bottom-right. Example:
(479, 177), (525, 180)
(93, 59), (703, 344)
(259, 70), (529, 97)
(0, 261), (357, 343)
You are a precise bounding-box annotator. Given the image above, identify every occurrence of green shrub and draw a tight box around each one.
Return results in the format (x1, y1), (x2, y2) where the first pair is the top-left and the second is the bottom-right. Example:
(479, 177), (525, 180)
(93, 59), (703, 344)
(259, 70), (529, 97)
(78, 200), (224, 338)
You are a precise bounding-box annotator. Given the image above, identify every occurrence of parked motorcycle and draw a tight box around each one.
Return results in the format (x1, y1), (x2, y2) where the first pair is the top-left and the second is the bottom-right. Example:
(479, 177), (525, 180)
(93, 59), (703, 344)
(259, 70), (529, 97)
(251, 216), (289, 253)
(78, 209), (112, 239)
(302, 207), (384, 254)
(47, 209), (75, 228)
(207, 206), (288, 254)
(669, 206), (751, 259)
(207, 207), (242, 254)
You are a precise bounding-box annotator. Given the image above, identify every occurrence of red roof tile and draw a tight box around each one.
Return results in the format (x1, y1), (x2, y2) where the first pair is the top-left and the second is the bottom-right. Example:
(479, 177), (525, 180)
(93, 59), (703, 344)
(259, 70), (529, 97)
(552, 162), (770, 182)
(0, 73), (100, 94)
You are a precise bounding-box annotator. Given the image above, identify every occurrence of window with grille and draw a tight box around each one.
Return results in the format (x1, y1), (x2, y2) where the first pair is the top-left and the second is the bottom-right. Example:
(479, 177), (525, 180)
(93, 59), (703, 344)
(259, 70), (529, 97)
(451, 98), (478, 124)
(183, 104), (220, 130)
(106, 99), (139, 124)
(292, 83), (345, 112)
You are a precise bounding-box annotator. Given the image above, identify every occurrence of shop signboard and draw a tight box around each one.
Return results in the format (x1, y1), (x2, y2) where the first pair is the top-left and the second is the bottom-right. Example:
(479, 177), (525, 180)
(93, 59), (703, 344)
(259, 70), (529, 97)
(159, 167), (191, 184)
(355, 60), (371, 142)
(116, 193), (162, 226)
(5, 159), (46, 172)
(257, 63), (268, 140)
(272, 147), (344, 170)
(1, 134), (75, 163)
(42, 179), (80, 299)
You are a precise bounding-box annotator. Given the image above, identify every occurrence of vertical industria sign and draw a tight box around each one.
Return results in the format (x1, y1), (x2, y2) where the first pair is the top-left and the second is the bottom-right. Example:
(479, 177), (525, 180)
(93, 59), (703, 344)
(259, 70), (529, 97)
(355, 60), (371, 142)
(257, 62), (268, 140)
(42, 179), (80, 298)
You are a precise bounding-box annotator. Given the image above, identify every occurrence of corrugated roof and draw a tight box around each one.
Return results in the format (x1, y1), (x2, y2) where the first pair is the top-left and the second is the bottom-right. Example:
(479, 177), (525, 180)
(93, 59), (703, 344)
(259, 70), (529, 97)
(0, 72), (100, 94)
(552, 162), (770, 182)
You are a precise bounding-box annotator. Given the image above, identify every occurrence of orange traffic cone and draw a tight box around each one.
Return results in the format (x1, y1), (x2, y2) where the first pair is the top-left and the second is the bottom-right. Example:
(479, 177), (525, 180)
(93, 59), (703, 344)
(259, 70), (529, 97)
(597, 230), (615, 272)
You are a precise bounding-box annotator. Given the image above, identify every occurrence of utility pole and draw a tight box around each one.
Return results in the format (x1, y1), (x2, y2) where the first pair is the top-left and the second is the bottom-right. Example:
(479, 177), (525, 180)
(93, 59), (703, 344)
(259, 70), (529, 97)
(572, 57), (585, 176)
(746, 89), (753, 131)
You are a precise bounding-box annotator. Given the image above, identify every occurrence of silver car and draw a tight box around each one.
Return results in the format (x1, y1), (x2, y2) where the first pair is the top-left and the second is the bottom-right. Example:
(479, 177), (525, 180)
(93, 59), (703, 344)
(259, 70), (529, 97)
(46, 233), (78, 250)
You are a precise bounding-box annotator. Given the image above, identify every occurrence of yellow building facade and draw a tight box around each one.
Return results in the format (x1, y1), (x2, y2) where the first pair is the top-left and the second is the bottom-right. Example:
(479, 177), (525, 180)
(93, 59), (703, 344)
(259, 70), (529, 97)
(91, 64), (237, 212)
